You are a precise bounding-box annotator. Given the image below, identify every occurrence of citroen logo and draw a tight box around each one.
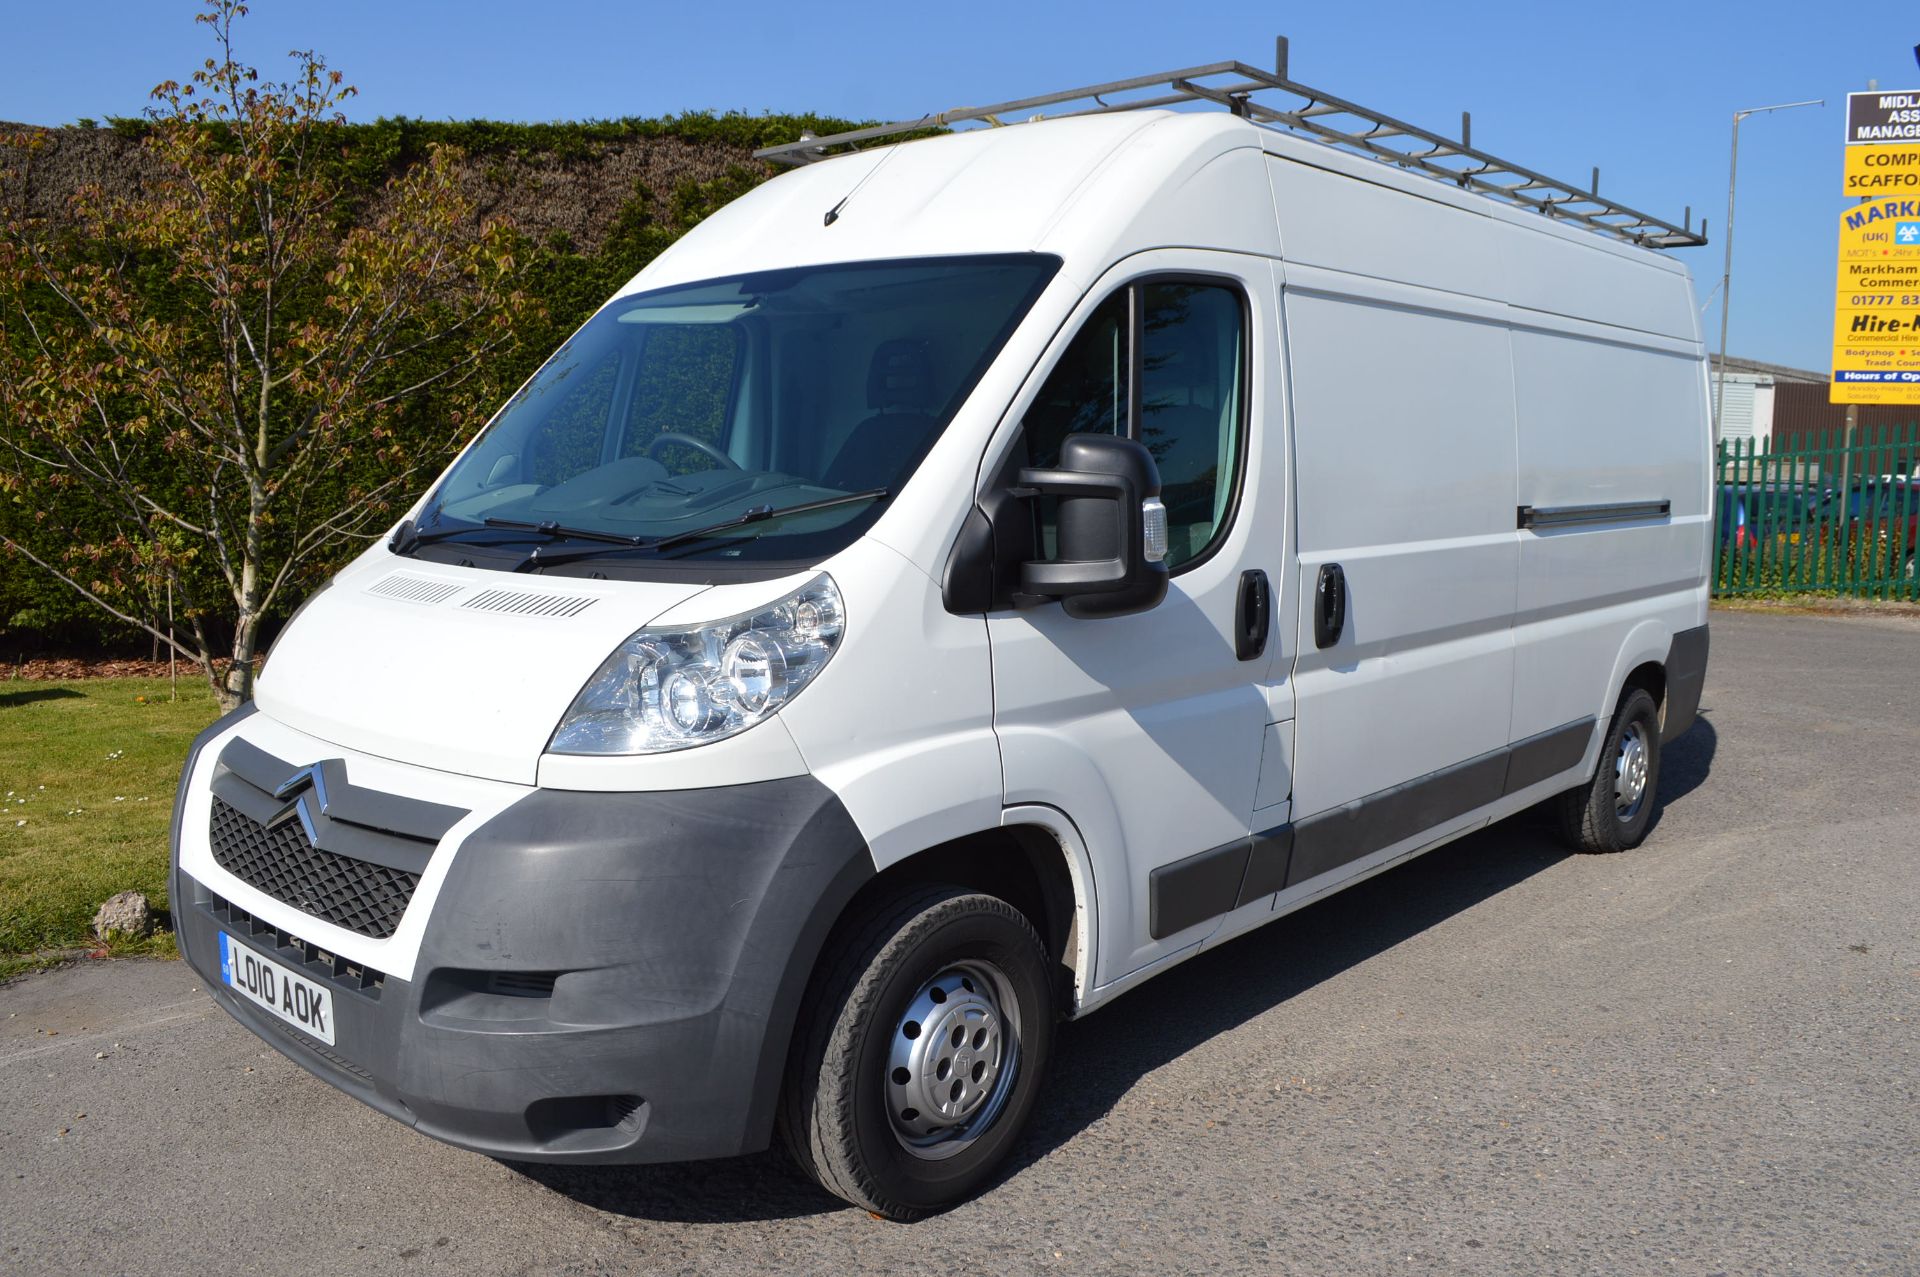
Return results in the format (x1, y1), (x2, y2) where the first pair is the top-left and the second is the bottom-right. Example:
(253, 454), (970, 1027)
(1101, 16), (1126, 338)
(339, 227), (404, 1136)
(269, 763), (332, 846)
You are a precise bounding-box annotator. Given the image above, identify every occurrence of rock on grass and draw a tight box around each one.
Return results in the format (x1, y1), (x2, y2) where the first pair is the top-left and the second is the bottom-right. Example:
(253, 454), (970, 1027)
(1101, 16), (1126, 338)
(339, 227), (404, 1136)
(92, 891), (154, 941)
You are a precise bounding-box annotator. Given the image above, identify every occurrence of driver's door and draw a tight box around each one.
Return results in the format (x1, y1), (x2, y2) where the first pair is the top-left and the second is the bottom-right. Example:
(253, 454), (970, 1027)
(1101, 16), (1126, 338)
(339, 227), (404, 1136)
(985, 252), (1290, 987)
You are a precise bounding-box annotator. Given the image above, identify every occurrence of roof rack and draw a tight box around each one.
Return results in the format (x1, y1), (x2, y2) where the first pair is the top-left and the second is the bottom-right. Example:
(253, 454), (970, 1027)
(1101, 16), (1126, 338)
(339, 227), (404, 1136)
(755, 37), (1708, 251)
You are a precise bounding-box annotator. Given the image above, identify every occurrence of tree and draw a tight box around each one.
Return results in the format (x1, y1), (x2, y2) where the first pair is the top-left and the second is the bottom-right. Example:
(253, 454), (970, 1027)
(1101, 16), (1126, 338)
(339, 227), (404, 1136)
(0, 0), (533, 707)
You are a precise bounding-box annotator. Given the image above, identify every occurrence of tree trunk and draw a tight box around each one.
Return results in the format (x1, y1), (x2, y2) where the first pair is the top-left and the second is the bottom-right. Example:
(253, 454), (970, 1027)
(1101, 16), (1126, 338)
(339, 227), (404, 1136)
(189, 615), (226, 706)
(223, 470), (269, 713)
(222, 613), (259, 711)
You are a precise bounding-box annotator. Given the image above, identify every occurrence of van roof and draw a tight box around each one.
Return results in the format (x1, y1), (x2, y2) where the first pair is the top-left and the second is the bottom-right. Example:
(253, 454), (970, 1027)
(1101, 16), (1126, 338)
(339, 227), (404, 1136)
(627, 104), (1694, 301)
(627, 110), (1243, 294)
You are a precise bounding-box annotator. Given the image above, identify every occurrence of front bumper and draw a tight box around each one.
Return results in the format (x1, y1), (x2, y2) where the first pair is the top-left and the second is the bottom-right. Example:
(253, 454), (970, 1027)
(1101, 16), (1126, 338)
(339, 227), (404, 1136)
(173, 727), (872, 1165)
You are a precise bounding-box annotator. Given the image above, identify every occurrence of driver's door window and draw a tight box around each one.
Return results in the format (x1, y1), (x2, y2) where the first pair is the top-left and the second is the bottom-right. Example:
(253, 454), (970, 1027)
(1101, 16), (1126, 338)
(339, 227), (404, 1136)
(1020, 279), (1245, 568)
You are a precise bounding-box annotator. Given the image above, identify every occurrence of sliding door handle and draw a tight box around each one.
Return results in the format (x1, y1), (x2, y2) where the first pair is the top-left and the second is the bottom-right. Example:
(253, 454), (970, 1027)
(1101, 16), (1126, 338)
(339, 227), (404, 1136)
(1314, 563), (1346, 649)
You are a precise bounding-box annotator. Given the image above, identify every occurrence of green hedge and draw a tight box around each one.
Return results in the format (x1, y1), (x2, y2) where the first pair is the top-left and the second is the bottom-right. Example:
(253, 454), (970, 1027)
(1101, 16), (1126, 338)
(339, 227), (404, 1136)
(1, 111), (859, 657)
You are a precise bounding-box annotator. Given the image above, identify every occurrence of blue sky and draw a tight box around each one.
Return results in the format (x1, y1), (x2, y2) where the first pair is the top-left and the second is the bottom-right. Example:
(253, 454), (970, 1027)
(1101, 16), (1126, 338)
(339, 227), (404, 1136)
(1, 0), (1913, 372)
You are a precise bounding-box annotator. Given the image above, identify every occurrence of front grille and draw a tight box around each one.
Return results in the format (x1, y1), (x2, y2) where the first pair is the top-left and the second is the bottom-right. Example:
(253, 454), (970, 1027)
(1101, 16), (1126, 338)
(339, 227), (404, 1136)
(209, 797), (419, 940)
(487, 971), (557, 998)
(203, 890), (386, 997)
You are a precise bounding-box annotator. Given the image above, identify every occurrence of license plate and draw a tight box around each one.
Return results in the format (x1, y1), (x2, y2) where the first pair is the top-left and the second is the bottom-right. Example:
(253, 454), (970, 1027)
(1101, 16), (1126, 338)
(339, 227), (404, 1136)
(218, 932), (336, 1045)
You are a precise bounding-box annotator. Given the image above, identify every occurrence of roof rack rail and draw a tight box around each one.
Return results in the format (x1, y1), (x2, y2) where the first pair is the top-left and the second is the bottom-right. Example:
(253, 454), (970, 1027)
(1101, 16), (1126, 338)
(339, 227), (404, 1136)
(755, 37), (1708, 251)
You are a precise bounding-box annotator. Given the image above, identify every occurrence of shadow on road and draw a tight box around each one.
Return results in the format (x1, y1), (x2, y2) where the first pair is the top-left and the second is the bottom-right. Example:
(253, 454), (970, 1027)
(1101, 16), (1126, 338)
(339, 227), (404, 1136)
(1008, 813), (1576, 1179)
(1640, 711), (1716, 840)
(1654, 713), (1717, 812)
(509, 1146), (844, 1223)
(1013, 713), (1719, 1181)
(510, 718), (1719, 1224)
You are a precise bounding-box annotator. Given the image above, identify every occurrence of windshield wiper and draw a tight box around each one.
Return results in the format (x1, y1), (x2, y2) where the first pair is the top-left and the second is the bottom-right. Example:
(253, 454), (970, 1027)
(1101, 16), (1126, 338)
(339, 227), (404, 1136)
(648, 488), (890, 553)
(483, 517), (650, 546)
(404, 491), (890, 570)
(390, 516), (533, 554)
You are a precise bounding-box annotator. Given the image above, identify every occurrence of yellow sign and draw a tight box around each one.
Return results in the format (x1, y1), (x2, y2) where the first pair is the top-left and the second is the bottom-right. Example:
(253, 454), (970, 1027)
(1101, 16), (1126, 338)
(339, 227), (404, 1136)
(1830, 196), (1920, 405)
(1844, 143), (1920, 196)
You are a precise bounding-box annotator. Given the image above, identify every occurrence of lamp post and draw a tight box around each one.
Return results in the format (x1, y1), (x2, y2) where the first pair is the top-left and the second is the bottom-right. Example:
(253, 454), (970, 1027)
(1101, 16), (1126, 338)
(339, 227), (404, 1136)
(1713, 98), (1822, 441)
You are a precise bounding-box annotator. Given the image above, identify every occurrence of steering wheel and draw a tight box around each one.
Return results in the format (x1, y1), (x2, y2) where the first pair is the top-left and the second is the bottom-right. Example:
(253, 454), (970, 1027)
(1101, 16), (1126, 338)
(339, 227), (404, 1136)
(647, 432), (739, 470)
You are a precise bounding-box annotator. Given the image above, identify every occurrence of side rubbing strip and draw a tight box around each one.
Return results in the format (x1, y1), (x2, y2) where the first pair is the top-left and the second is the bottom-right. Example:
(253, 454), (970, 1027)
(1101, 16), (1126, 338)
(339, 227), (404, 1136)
(1148, 838), (1251, 940)
(1142, 715), (1600, 939)
(1235, 825), (1294, 908)
(1502, 717), (1596, 795)
(1286, 749), (1507, 888)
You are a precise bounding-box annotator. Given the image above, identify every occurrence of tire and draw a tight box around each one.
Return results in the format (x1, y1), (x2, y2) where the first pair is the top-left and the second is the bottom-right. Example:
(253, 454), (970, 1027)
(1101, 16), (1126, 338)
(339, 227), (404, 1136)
(1554, 687), (1662, 854)
(778, 883), (1054, 1220)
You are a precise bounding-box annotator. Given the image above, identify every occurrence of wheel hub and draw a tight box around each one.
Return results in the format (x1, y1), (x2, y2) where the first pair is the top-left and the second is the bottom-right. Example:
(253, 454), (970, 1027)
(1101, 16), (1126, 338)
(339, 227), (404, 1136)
(886, 962), (1019, 1159)
(1615, 722), (1650, 820)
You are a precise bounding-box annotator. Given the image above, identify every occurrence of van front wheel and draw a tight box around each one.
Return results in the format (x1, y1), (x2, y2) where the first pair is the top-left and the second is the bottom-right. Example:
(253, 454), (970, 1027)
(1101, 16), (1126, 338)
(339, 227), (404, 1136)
(1555, 687), (1662, 853)
(779, 884), (1054, 1220)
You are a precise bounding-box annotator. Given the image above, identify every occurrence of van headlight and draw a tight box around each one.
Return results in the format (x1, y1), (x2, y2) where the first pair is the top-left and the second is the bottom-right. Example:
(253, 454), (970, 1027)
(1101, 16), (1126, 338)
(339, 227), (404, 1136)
(547, 574), (844, 755)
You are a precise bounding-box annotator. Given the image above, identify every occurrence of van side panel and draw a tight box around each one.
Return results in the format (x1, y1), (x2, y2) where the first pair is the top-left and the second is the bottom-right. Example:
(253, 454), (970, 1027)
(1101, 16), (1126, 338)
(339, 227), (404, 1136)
(1264, 156), (1501, 297)
(1502, 230), (1698, 343)
(1271, 149), (1708, 826)
(1507, 313), (1711, 741)
(1280, 264), (1520, 817)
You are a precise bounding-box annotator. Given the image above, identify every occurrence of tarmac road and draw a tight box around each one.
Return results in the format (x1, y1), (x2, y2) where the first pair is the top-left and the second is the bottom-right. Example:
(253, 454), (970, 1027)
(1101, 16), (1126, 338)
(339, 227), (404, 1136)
(2, 607), (1916, 1276)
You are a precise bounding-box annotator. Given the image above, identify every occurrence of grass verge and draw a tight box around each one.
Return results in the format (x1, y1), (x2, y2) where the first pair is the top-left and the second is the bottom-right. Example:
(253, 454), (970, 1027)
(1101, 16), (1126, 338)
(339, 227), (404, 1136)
(1712, 595), (1920, 620)
(0, 677), (219, 977)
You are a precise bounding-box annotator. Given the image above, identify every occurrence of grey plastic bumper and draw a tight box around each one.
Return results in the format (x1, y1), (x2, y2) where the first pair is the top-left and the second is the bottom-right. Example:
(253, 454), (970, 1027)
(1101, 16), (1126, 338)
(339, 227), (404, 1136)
(1661, 623), (1710, 744)
(174, 772), (873, 1165)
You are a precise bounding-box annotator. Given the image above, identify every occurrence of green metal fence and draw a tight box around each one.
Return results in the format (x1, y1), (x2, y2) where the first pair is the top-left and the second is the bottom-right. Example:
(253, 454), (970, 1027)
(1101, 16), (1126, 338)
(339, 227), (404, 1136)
(1713, 423), (1920, 599)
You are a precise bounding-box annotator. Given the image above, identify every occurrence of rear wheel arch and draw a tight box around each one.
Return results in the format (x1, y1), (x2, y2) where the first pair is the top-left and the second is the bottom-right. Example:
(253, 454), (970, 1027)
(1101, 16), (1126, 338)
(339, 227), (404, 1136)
(1598, 621), (1678, 752)
(1621, 659), (1667, 715)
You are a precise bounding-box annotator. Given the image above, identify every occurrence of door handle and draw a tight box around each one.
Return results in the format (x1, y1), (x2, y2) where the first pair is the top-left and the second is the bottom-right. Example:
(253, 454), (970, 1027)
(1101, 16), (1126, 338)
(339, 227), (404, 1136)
(1313, 563), (1346, 649)
(1235, 569), (1270, 662)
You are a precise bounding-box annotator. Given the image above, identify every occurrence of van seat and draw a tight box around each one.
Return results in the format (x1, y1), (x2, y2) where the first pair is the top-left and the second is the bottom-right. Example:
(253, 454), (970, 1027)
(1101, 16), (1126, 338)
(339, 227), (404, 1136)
(822, 340), (937, 491)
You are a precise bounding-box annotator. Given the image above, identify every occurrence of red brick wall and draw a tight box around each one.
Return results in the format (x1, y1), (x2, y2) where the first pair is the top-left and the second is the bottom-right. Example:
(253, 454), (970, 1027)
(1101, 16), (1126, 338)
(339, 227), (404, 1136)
(1770, 384), (1920, 449)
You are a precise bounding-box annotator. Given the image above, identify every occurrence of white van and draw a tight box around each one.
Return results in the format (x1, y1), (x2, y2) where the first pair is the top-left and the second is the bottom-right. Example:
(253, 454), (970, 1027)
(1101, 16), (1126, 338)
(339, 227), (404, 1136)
(169, 56), (1712, 1218)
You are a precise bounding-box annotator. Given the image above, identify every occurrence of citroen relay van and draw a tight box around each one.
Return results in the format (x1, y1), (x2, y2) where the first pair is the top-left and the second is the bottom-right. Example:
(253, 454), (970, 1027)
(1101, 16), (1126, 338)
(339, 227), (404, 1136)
(170, 55), (1712, 1218)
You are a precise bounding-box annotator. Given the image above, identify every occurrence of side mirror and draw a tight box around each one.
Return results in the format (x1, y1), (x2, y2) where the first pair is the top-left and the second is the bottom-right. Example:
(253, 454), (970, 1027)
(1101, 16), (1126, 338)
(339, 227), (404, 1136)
(1014, 433), (1169, 619)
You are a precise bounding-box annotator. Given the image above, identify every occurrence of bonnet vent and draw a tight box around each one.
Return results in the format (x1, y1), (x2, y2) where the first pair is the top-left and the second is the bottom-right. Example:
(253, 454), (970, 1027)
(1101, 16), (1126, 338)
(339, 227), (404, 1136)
(460, 588), (598, 619)
(366, 574), (464, 605)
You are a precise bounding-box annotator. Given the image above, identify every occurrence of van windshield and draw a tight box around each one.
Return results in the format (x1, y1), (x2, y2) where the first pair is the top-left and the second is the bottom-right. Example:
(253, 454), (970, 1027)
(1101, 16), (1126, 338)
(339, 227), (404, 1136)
(409, 254), (1060, 565)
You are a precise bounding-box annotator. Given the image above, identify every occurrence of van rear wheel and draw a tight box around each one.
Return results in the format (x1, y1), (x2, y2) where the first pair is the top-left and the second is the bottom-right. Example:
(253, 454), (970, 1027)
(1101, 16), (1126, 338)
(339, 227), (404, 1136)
(778, 884), (1054, 1220)
(1554, 687), (1662, 853)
